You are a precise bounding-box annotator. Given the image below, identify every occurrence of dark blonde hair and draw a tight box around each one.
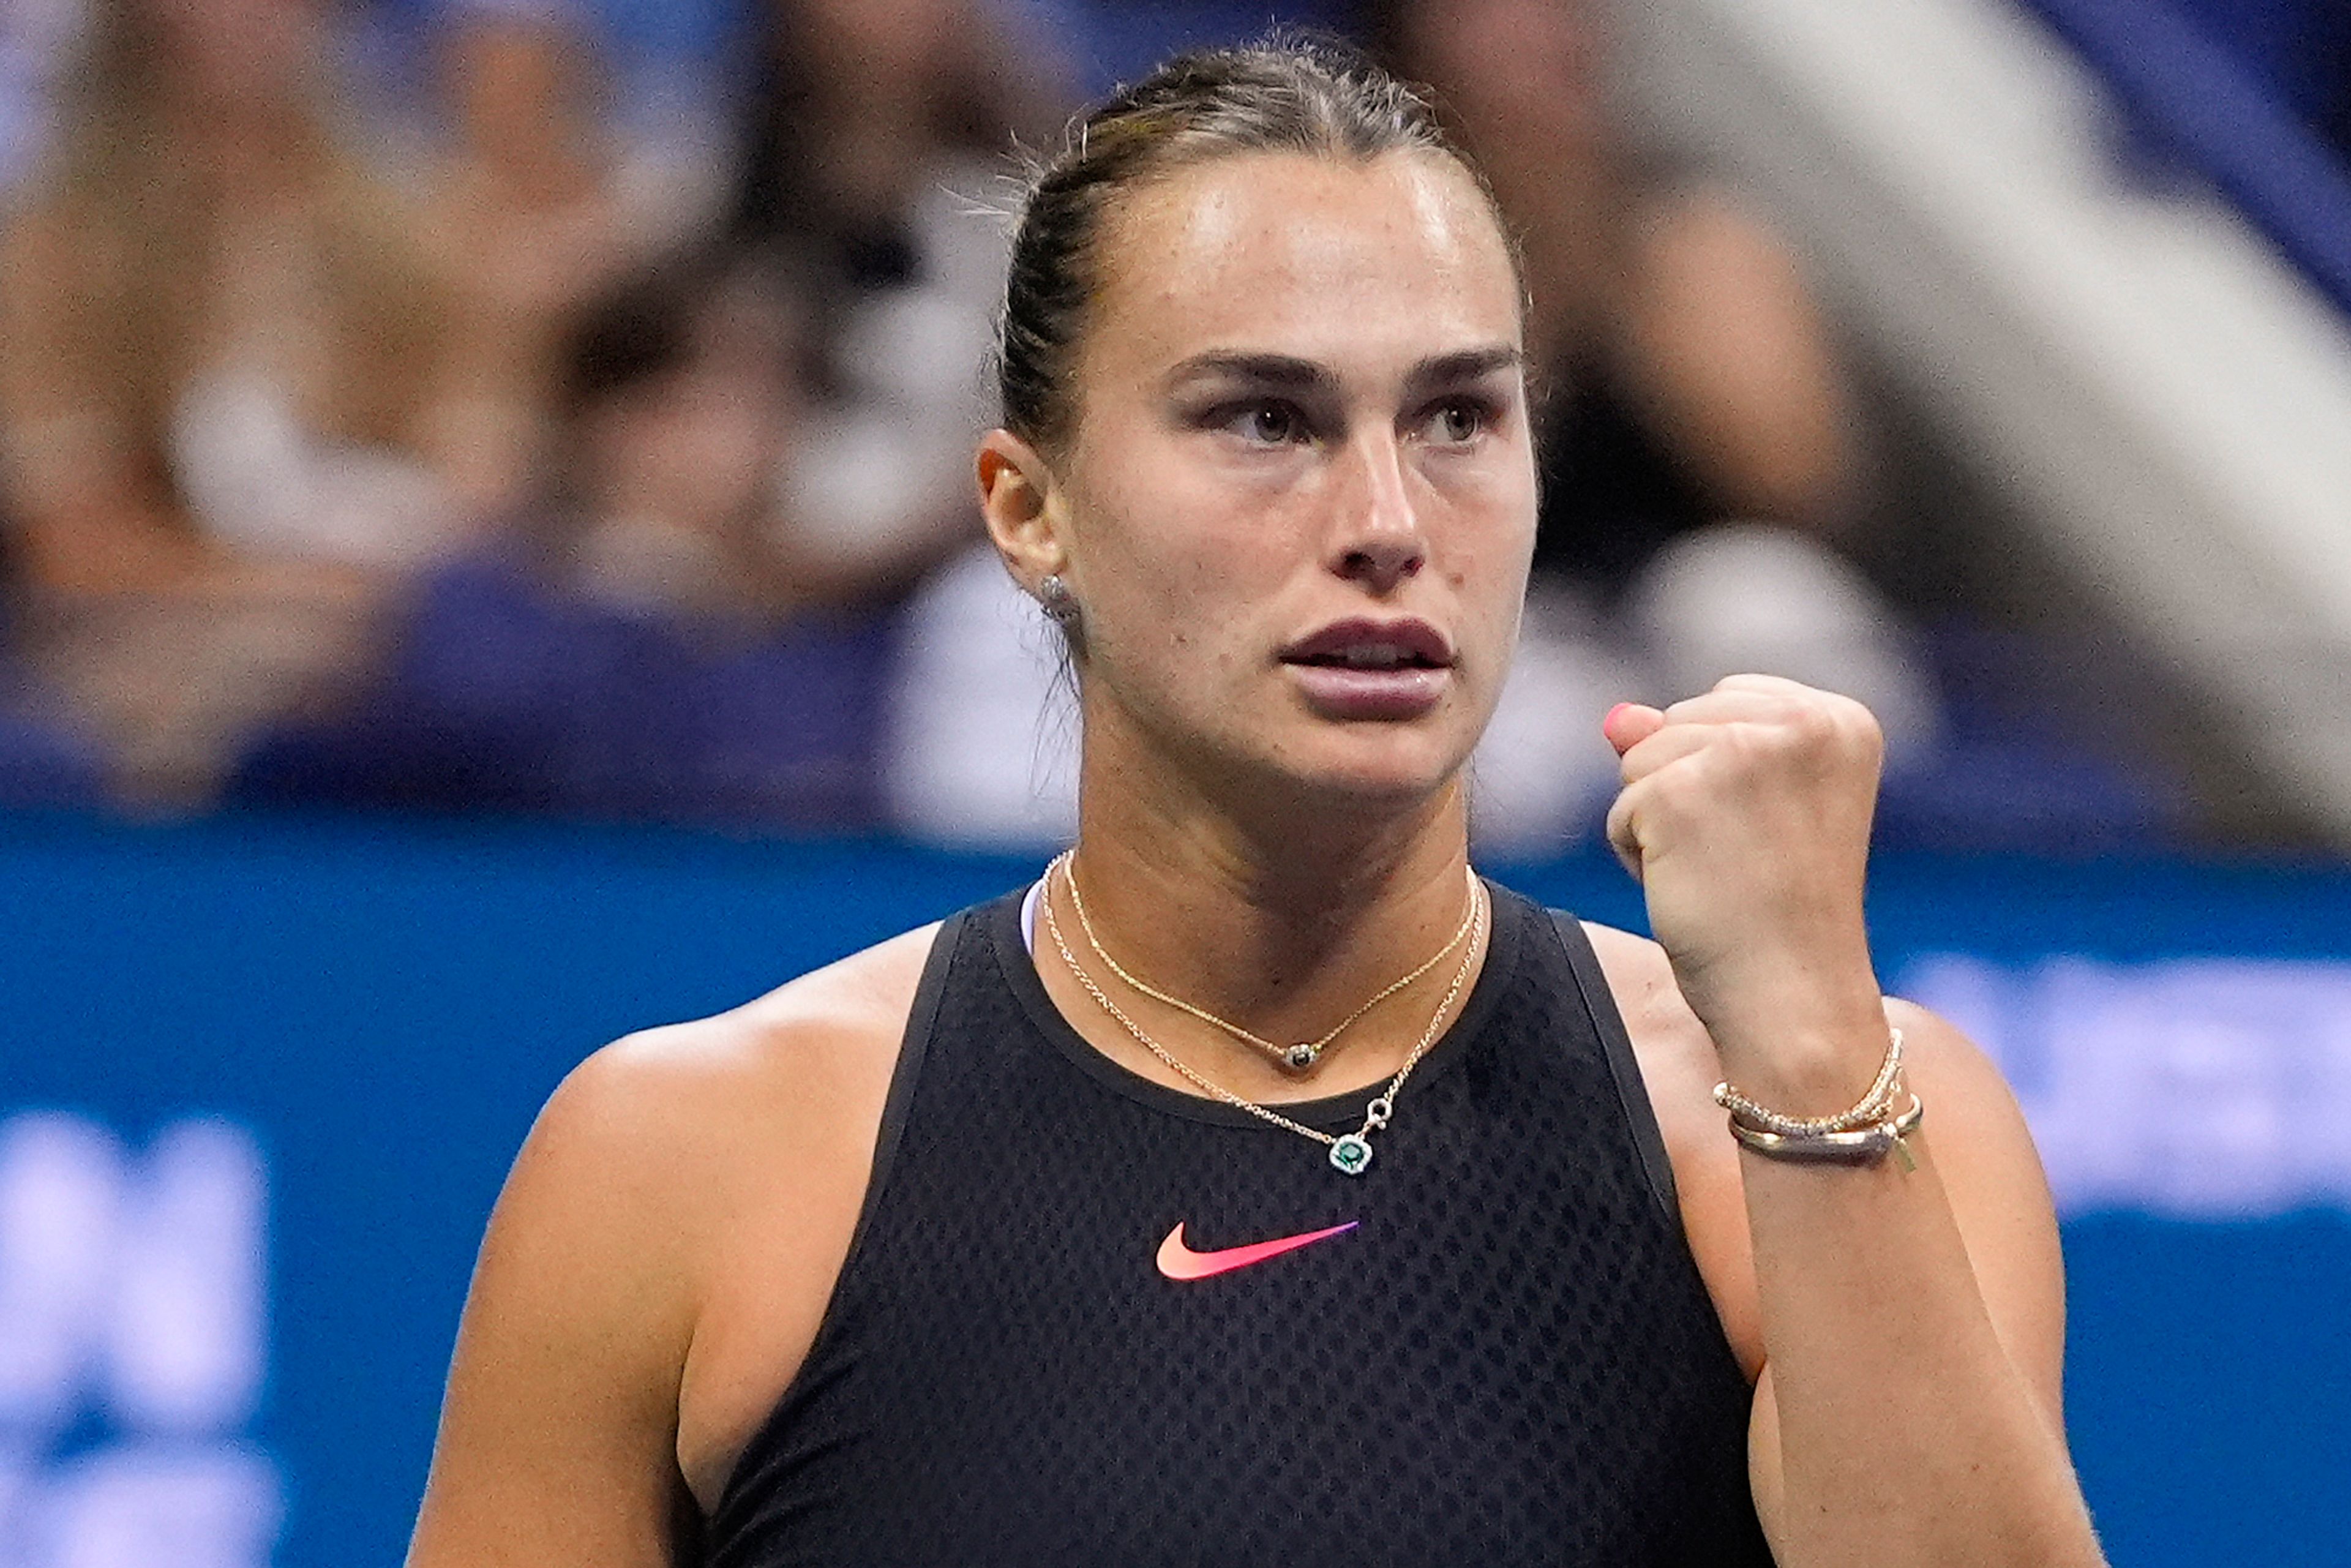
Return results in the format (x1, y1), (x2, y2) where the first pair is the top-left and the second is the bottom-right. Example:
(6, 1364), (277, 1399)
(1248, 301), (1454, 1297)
(997, 37), (1513, 455)
(7, 0), (448, 509)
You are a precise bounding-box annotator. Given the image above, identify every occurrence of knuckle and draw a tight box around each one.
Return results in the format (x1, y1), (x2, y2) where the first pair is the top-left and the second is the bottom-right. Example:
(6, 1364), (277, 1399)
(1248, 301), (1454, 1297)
(1814, 692), (1884, 763)
(1717, 719), (1781, 769)
(1783, 702), (1838, 749)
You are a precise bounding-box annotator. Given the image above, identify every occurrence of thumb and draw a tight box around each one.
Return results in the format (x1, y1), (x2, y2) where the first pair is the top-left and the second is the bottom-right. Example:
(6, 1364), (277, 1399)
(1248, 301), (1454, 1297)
(1602, 701), (1667, 758)
(1603, 779), (1644, 885)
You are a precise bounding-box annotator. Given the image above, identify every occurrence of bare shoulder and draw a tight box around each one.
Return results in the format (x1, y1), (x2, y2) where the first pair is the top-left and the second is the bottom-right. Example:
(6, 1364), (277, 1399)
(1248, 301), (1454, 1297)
(731, 919), (948, 1037)
(489, 921), (948, 1364)
(410, 923), (944, 1566)
(511, 923), (940, 1228)
(597, 919), (940, 1078)
(1578, 921), (1720, 1140)
(1577, 923), (2057, 1391)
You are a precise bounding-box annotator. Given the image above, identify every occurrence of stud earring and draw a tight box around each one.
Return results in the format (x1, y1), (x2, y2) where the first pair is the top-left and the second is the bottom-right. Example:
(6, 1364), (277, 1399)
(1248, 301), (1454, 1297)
(1038, 574), (1081, 627)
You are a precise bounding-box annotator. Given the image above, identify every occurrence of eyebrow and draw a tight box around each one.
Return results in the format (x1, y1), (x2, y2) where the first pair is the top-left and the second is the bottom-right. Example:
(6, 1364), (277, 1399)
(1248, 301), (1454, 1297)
(1404, 346), (1526, 393)
(1164, 345), (1524, 396)
(1164, 352), (1330, 392)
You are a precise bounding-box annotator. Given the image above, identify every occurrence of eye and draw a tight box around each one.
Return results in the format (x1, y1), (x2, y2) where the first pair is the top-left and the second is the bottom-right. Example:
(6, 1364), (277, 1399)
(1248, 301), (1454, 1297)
(1425, 398), (1490, 445)
(1220, 399), (1308, 446)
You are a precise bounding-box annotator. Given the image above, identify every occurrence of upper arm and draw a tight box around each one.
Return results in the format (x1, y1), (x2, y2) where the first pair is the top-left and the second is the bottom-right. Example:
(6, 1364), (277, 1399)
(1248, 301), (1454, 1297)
(406, 1039), (717, 1568)
(407, 923), (939, 1566)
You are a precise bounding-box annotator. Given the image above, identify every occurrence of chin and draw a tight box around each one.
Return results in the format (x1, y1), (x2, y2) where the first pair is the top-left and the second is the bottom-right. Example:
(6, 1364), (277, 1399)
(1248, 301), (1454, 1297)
(1265, 726), (1471, 812)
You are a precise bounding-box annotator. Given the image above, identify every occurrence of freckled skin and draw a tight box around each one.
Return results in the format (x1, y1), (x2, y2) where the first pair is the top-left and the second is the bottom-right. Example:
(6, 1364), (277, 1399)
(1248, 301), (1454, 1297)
(1045, 151), (1538, 816)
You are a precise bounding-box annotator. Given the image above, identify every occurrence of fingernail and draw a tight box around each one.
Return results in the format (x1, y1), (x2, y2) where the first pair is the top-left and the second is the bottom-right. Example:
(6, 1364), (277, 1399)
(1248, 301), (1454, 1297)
(1604, 702), (1633, 728)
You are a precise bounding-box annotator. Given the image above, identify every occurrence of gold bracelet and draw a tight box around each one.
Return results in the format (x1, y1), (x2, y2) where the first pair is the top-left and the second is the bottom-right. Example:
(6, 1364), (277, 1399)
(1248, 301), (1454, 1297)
(1726, 1093), (1925, 1171)
(1713, 1027), (1905, 1136)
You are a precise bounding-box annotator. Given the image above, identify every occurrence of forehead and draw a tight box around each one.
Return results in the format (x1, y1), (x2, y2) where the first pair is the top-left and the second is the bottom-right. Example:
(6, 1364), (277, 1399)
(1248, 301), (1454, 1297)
(1083, 149), (1523, 389)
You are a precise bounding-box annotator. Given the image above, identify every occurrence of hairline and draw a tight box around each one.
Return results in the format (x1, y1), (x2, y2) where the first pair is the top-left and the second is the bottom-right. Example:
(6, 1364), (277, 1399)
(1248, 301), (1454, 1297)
(1041, 143), (1524, 463)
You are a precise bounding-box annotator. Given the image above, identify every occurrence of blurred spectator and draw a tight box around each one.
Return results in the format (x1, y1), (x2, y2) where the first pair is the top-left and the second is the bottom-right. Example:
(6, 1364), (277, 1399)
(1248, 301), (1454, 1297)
(233, 249), (893, 827)
(340, 0), (746, 204)
(884, 538), (1079, 849)
(1370, 0), (1939, 849)
(549, 250), (809, 620)
(1033, 0), (1357, 96)
(0, 507), (106, 805)
(711, 0), (1090, 845)
(2297, 1), (2349, 162)
(723, 0), (1056, 604)
(412, 3), (737, 511)
(2162, 0), (2351, 159)
(0, 0), (463, 802)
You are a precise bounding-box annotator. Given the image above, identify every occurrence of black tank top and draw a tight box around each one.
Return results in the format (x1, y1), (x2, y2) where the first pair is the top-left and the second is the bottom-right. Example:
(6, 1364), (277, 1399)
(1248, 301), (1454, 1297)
(705, 883), (1771, 1565)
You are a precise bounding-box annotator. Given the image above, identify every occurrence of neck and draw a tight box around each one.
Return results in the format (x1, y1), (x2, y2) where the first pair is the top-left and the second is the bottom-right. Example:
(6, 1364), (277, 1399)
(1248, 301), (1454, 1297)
(1044, 727), (1483, 1101)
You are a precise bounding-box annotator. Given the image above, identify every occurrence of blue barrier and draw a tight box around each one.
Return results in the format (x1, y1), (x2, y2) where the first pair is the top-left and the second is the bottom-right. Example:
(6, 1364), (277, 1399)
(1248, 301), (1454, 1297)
(1, 808), (2346, 1565)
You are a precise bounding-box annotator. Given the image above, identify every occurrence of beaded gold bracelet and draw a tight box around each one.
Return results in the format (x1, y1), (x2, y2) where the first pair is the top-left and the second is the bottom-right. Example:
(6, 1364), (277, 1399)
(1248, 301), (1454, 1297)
(1726, 1093), (1925, 1171)
(1712, 1027), (1905, 1137)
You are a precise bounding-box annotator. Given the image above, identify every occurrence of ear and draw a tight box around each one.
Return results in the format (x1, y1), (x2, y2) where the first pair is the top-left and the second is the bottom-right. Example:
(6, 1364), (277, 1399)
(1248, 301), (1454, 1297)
(976, 428), (1068, 595)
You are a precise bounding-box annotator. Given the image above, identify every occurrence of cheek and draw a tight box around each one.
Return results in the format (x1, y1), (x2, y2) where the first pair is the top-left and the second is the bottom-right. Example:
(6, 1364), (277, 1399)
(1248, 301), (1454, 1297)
(1434, 494), (1537, 663)
(1121, 552), (1251, 682)
(1068, 448), (1286, 644)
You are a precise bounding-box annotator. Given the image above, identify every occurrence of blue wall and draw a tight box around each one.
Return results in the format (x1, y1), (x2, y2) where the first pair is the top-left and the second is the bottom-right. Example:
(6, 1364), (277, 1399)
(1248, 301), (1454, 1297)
(1, 809), (2345, 1564)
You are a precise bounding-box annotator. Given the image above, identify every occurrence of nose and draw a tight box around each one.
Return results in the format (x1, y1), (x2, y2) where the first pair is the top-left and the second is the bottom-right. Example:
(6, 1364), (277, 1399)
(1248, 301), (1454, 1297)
(1329, 429), (1427, 593)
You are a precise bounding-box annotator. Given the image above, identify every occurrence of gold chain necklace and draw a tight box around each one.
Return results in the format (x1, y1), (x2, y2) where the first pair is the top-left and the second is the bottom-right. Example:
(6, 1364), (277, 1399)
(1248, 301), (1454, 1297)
(1040, 855), (1488, 1176)
(1060, 852), (1480, 1072)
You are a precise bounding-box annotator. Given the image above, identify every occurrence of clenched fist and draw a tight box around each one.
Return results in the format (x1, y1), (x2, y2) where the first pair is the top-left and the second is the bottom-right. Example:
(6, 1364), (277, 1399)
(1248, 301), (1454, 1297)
(1603, 675), (1889, 1101)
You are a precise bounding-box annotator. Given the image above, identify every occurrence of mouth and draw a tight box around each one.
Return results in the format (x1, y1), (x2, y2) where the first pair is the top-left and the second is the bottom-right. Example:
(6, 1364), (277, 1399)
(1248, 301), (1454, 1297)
(1279, 618), (1455, 671)
(1279, 618), (1455, 721)
(1287, 643), (1444, 672)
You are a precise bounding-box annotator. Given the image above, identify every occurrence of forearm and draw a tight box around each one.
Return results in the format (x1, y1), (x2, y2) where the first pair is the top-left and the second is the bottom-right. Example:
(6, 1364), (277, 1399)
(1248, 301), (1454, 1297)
(1745, 1152), (2098, 1566)
(1723, 1011), (2102, 1567)
(1601, 680), (2101, 1564)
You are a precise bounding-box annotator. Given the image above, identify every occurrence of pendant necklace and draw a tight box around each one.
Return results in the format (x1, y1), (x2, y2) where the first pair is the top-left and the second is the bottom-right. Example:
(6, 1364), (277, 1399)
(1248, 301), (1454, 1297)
(1062, 852), (1481, 1072)
(1040, 853), (1487, 1176)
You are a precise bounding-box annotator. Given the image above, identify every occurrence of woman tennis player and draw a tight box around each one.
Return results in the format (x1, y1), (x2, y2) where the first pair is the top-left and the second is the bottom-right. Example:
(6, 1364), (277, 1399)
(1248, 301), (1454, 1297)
(409, 41), (2104, 1566)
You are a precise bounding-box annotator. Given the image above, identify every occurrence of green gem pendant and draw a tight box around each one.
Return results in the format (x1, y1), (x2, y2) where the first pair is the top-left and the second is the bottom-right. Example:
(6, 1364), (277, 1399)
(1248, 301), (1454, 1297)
(1329, 1134), (1373, 1176)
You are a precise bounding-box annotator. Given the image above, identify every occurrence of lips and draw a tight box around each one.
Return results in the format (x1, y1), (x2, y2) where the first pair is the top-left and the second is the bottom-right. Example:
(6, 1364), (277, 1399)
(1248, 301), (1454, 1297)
(1282, 617), (1453, 669)
(1280, 617), (1454, 721)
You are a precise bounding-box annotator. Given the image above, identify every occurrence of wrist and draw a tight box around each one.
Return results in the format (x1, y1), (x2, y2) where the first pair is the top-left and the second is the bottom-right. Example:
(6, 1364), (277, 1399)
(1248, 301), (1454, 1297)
(1699, 988), (1891, 1119)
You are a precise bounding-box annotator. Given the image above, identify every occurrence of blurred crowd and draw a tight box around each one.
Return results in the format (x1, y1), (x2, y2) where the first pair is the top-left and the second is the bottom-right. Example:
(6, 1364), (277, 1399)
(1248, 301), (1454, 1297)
(0, 0), (2289, 849)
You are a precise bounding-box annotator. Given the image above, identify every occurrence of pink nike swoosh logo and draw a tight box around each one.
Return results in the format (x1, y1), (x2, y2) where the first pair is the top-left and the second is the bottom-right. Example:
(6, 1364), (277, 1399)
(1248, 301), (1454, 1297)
(1155, 1219), (1359, 1281)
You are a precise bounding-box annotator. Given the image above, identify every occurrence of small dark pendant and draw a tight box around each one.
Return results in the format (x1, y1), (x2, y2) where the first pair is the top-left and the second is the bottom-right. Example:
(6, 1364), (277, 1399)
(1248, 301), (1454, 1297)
(1329, 1134), (1373, 1176)
(1284, 1043), (1320, 1071)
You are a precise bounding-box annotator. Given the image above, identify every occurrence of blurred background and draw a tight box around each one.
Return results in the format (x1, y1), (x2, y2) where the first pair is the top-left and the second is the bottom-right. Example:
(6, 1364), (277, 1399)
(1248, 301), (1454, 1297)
(0, 0), (2345, 1562)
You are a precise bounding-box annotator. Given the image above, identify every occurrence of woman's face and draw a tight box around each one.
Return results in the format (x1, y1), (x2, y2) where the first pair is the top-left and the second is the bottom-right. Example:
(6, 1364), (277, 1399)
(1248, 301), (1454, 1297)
(1043, 149), (1537, 810)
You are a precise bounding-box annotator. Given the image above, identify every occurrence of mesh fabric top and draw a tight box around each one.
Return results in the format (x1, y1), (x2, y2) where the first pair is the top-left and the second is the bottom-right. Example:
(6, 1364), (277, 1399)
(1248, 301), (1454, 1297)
(707, 883), (1770, 1566)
